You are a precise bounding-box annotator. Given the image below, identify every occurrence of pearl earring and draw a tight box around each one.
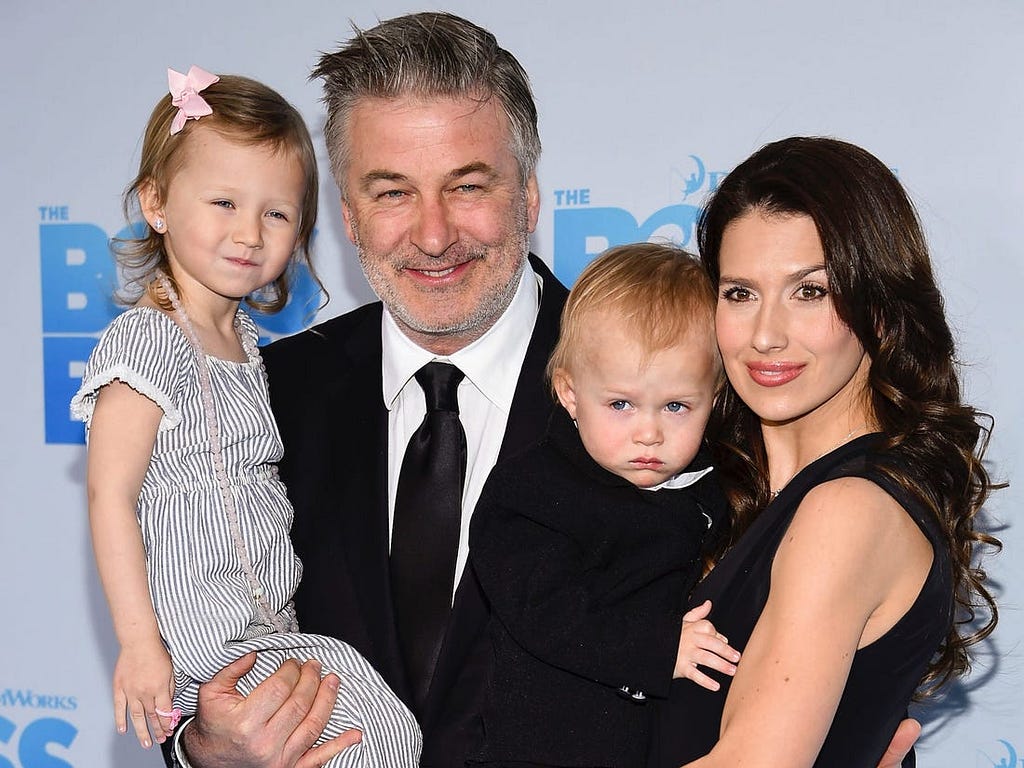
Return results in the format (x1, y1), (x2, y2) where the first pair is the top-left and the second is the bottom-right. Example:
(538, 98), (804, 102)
(153, 217), (165, 232)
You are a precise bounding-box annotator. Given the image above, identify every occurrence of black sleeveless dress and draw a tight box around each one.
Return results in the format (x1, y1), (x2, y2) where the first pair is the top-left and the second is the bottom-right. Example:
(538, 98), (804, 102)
(648, 435), (952, 767)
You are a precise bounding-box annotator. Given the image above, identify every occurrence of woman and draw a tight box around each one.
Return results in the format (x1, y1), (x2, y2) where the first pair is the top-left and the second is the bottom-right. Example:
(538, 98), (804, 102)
(649, 136), (999, 766)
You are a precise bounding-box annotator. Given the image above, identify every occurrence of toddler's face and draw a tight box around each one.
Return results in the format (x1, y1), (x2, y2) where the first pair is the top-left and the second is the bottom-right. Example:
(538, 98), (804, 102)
(555, 312), (718, 488)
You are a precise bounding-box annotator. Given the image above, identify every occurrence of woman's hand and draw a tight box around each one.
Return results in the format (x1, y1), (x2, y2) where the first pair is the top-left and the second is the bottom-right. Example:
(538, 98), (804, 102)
(674, 600), (741, 690)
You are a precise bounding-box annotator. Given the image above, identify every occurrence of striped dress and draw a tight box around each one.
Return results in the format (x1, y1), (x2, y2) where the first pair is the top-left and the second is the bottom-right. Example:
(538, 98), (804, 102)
(71, 307), (421, 767)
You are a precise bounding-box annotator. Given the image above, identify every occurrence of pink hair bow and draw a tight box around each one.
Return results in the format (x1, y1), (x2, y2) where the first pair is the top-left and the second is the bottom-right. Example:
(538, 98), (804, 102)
(168, 66), (220, 135)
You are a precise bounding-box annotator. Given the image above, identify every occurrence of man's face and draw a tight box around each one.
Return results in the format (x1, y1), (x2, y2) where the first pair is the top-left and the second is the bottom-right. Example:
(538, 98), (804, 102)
(339, 94), (540, 354)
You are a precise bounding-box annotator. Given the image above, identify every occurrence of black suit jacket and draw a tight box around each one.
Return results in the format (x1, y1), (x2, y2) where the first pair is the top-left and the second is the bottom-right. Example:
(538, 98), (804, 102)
(469, 407), (725, 767)
(261, 256), (568, 767)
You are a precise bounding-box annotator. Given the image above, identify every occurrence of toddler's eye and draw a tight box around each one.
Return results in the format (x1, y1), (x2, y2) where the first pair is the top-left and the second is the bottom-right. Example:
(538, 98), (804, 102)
(665, 402), (687, 413)
(610, 400), (629, 411)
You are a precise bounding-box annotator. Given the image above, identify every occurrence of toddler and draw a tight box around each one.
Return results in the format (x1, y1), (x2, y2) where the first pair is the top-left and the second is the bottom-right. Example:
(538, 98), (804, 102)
(469, 243), (740, 767)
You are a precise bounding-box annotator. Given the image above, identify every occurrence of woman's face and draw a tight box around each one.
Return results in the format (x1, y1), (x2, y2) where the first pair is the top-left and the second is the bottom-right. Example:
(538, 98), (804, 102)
(714, 209), (871, 429)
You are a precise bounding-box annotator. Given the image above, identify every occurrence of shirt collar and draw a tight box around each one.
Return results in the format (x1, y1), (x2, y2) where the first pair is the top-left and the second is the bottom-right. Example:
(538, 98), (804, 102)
(381, 263), (541, 410)
(642, 465), (714, 491)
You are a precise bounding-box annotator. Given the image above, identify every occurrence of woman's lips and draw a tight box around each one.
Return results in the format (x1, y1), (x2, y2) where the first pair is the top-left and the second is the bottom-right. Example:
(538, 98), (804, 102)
(746, 362), (805, 387)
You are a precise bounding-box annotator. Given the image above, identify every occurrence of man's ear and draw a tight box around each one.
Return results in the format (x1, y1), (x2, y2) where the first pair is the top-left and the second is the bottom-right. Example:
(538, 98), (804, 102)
(341, 196), (357, 245)
(524, 173), (540, 233)
(551, 368), (578, 420)
(138, 179), (165, 230)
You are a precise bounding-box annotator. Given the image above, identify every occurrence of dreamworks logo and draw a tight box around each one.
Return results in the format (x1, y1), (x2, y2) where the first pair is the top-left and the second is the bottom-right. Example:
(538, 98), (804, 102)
(38, 207), (321, 445)
(551, 154), (728, 287)
(0, 691), (76, 712)
(1, 688), (78, 768)
(979, 740), (1024, 767)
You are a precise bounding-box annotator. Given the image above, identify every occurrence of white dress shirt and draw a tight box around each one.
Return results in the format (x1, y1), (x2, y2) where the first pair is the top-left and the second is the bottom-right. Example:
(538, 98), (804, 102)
(382, 264), (542, 599)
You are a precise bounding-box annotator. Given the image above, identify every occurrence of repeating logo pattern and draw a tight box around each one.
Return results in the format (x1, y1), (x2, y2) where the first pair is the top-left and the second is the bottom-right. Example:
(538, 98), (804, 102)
(551, 154), (727, 286)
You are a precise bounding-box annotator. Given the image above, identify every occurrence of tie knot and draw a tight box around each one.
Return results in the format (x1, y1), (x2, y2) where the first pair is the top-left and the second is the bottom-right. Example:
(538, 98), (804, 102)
(415, 362), (464, 413)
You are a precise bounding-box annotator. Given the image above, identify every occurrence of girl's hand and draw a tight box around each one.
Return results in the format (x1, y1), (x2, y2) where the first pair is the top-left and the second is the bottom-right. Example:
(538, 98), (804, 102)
(673, 599), (741, 690)
(113, 641), (177, 748)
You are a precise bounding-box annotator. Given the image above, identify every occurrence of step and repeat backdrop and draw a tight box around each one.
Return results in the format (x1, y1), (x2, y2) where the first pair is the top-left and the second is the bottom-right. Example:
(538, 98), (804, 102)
(2, 1), (1020, 766)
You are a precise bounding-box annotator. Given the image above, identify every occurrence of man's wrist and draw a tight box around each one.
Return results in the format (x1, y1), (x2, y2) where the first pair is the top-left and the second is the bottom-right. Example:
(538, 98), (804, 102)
(173, 716), (196, 768)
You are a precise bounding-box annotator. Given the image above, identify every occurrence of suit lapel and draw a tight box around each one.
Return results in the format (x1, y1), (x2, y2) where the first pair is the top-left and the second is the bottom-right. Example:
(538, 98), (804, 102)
(326, 309), (411, 698)
(498, 254), (569, 461)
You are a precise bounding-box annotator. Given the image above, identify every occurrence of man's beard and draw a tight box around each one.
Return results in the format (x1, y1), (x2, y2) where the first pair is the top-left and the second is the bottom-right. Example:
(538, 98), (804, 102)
(350, 202), (530, 341)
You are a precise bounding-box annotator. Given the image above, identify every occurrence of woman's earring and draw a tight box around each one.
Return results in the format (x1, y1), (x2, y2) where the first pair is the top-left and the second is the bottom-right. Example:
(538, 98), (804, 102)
(153, 217), (165, 233)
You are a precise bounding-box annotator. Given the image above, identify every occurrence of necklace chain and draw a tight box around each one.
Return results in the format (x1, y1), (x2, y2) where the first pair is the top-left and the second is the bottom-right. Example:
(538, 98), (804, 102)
(769, 427), (865, 500)
(156, 272), (290, 633)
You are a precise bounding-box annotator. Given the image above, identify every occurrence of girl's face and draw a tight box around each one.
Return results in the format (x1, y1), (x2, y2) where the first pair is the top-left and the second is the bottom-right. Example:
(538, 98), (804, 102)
(714, 210), (871, 430)
(142, 125), (306, 310)
(553, 310), (718, 488)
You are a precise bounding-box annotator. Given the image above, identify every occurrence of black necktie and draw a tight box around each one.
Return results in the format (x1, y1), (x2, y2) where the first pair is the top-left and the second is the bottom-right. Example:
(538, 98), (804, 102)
(390, 361), (467, 714)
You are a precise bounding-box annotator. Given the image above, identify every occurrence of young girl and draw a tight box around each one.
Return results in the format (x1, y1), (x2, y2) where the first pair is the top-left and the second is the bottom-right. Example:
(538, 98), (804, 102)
(71, 66), (420, 766)
(469, 244), (741, 767)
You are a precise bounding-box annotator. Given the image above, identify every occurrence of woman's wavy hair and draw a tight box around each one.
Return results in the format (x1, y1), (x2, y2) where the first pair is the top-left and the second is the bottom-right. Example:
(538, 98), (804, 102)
(116, 73), (322, 313)
(698, 136), (1000, 695)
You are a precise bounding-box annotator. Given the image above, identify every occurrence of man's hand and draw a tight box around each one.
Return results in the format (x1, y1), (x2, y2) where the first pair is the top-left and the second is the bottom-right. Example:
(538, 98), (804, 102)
(876, 718), (921, 768)
(181, 653), (361, 768)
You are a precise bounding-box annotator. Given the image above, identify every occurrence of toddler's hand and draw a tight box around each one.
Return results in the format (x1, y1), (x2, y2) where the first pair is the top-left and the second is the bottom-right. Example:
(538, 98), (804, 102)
(673, 599), (741, 691)
(113, 641), (177, 748)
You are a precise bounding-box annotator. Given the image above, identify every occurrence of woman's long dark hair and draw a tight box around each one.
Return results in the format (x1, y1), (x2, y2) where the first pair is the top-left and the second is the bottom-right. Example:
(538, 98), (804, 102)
(699, 136), (999, 695)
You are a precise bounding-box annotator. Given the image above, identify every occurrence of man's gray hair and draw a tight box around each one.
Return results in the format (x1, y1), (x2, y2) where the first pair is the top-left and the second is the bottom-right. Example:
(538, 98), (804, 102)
(312, 12), (541, 191)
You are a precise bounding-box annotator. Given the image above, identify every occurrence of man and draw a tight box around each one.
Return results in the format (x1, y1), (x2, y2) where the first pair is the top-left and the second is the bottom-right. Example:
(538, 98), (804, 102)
(168, 12), (920, 768)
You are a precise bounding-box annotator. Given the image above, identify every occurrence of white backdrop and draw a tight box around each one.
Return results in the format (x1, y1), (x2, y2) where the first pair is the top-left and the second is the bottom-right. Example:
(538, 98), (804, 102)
(2, 2), (1020, 766)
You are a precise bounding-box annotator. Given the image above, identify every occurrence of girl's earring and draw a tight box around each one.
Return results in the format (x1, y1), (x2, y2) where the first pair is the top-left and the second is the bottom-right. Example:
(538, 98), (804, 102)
(153, 217), (166, 233)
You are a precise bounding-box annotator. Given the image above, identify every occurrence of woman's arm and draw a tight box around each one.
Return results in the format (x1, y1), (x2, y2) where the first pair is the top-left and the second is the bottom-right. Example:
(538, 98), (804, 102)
(687, 477), (932, 767)
(88, 380), (177, 748)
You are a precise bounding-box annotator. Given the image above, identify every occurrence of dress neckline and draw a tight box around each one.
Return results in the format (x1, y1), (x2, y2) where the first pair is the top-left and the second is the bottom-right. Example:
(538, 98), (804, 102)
(127, 304), (258, 366)
(769, 432), (884, 505)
